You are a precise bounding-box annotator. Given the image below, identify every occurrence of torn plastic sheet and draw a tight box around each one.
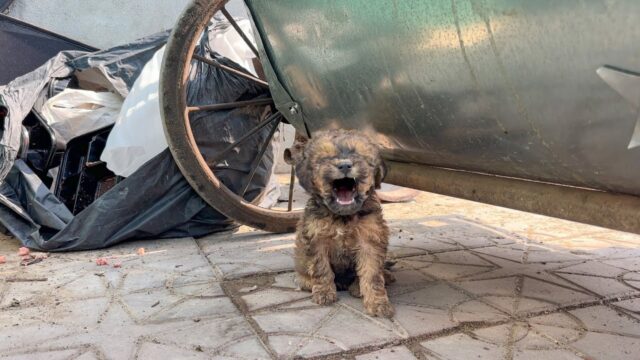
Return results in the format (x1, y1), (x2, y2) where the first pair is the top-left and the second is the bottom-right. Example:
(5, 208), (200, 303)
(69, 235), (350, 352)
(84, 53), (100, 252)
(100, 46), (167, 177)
(102, 17), (278, 180)
(0, 13), (96, 85)
(41, 88), (124, 143)
(0, 25), (279, 251)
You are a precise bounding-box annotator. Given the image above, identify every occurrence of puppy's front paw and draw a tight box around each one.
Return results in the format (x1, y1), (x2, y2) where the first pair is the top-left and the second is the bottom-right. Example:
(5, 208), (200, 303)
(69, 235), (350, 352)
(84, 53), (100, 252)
(365, 299), (395, 318)
(348, 282), (362, 298)
(312, 286), (337, 305)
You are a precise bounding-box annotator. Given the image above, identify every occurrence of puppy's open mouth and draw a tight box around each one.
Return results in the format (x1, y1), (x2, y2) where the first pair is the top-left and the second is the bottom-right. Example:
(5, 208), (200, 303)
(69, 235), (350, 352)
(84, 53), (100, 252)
(332, 177), (357, 205)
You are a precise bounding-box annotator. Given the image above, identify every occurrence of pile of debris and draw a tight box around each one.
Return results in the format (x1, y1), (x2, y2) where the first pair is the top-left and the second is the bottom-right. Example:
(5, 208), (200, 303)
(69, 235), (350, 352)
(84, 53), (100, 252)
(0, 20), (280, 251)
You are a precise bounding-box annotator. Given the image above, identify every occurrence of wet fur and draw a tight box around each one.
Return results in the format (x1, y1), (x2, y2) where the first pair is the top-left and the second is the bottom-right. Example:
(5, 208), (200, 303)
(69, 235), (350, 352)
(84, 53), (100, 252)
(290, 130), (395, 317)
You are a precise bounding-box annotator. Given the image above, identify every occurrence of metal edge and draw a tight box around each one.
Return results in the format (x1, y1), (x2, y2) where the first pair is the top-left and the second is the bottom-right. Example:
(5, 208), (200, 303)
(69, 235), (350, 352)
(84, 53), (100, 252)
(385, 160), (640, 235)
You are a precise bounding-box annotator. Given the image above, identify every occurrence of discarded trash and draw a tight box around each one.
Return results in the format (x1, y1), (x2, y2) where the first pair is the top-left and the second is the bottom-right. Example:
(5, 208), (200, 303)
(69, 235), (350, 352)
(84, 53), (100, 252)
(95, 258), (109, 266)
(137, 248), (145, 256)
(101, 46), (167, 177)
(40, 88), (123, 143)
(21, 257), (43, 266)
(18, 247), (30, 256)
(0, 255), (6, 264)
(0, 24), (276, 252)
(113, 262), (122, 268)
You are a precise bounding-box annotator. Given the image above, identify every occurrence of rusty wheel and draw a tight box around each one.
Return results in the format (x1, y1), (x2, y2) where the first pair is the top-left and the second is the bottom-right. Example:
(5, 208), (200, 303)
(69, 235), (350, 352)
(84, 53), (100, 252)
(160, 0), (303, 232)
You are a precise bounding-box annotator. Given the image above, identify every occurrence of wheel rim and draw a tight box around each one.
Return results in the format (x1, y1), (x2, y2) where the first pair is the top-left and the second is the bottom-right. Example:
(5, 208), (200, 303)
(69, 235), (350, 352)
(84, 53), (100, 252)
(160, 0), (303, 233)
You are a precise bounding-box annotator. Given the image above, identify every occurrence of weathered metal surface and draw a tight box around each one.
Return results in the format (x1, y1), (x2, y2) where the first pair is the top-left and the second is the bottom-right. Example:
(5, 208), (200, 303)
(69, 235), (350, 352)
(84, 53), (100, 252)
(386, 161), (640, 235)
(246, 0), (640, 197)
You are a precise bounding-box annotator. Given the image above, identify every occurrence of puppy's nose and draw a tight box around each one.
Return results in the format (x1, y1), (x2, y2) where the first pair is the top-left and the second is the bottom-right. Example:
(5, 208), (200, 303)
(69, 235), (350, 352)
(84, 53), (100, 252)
(336, 160), (353, 173)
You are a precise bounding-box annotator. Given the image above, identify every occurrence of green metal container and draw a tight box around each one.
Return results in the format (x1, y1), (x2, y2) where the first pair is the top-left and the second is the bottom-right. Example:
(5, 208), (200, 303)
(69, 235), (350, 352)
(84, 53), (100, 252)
(247, 0), (640, 197)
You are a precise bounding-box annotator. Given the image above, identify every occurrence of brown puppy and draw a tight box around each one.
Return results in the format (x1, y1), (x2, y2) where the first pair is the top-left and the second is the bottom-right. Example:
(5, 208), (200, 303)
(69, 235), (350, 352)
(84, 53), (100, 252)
(289, 129), (394, 317)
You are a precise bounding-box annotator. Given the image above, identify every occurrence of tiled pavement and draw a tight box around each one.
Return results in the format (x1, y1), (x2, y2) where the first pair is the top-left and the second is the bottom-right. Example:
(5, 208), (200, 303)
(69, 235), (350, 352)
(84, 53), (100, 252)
(1, 191), (640, 359)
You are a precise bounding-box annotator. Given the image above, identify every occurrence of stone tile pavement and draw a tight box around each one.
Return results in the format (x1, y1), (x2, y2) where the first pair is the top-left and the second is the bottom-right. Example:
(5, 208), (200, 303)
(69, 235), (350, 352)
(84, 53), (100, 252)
(1, 191), (640, 359)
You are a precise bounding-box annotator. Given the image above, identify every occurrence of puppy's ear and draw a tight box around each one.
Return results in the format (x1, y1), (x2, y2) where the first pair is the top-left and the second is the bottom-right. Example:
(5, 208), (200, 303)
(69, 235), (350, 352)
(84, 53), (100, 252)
(374, 159), (387, 190)
(288, 134), (315, 193)
(294, 158), (315, 194)
(284, 133), (308, 165)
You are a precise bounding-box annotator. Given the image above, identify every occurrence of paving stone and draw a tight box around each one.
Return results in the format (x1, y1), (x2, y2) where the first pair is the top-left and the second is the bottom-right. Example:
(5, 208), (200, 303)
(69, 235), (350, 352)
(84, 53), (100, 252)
(456, 277), (519, 297)
(569, 305), (640, 336)
(216, 337), (271, 359)
(137, 342), (208, 360)
(519, 277), (595, 309)
(313, 308), (401, 348)
(172, 281), (225, 297)
(528, 323), (582, 345)
(472, 322), (530, 346)
(74, 351), (100, 360)
(253, 307), (334, 334)
(242, 288), (310, 311)
(0, 323), (72, 352)
(272, 272), (298, 289)
(151, 316), (260, 353)
(419, 263), (496, 280)
(267, 335), (342, 359)
(2, 190), (640, 359)
(613, 298), (640, 317)
(386, 267), (436, 291)
(151, 297), (238, 322)
(602, 257), (640, 271)
(392, 304), (457, 336)
(434, 250), (498, 266)
(0, 349), (79, 360)
(393, 283), (470, 309)
(571, 332), (640, 360)
(450, 299), (510, 323)
(554, 273), (638, 297)
(513, 349), (584, 360)
(199, 233), (295, 278)
(120, 270), (170, 293)
(51, 298), (109, 327)
(355, 346), (418, 360)
(554, 261), (628, 277)
(524, 249), (585, 263)
(420, 333), (504, 359)
(121, 288), (182, 321)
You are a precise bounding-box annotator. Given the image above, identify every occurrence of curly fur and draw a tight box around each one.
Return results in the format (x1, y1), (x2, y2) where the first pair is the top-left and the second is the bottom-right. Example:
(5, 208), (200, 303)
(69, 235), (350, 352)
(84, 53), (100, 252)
(290, 129), (395, 317)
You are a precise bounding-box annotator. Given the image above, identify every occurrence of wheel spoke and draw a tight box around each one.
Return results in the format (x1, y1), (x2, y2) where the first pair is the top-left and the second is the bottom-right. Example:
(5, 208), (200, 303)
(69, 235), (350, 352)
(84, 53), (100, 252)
(240, 116), (282, 197)
(288, 165), (296, 211)
(192, 54), (268, 88)
(187, 98), (273, 112)
(221, 7), (260, 58)
(208, 111), (281, 165)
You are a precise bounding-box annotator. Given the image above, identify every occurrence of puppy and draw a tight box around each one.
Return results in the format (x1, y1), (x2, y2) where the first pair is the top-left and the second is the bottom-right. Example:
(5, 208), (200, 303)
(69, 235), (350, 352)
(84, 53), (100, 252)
(288, 129), (394, 317)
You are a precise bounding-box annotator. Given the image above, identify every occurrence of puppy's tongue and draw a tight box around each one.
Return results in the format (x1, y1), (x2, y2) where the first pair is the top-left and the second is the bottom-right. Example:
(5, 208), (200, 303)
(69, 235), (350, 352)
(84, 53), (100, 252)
(336, 186), (355, 205)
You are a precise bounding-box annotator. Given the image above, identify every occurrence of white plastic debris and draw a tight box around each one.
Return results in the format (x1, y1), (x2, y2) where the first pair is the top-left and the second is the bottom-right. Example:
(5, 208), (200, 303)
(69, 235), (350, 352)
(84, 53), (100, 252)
(208, 18), (257, 76)
(40, 89), (123, 143)
(100, 45), (167, 177)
